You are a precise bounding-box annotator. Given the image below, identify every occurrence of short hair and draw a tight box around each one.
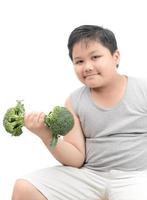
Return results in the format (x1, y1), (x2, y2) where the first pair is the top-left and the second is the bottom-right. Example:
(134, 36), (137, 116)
(67, 25), (118, 60)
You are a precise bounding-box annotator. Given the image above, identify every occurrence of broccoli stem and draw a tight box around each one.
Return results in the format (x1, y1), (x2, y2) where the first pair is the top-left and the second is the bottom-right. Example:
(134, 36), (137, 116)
(50, 135), (59, 148)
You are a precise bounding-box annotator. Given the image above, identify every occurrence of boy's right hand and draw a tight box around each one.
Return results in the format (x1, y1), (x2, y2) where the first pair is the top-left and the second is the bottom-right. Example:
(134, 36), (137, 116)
(24, 112), (52, 140)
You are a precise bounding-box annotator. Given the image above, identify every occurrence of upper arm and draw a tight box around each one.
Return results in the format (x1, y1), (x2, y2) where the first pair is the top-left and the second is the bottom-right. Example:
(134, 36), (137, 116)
(63, 96), (86, 157)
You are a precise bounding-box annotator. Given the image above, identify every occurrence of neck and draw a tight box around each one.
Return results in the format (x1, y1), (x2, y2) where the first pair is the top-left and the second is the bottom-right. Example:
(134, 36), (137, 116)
(90, 74), (127, 108)
(92, 74), (125, 95)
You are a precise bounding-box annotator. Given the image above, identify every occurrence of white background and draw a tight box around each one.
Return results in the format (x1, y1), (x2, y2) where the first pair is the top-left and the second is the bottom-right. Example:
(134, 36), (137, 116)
(0, 0), (147, 199)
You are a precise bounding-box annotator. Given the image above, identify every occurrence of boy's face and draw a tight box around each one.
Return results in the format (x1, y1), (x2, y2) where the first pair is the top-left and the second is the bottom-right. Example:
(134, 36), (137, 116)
(72, 41), (120, 89)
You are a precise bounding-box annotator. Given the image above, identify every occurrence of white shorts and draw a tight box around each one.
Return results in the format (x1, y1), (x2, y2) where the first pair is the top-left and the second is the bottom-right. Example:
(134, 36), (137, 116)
(21, 165), (147, 200)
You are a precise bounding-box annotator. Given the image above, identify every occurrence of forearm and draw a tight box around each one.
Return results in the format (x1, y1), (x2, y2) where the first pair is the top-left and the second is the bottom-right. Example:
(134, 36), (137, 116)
(24, 109), (85, 168)
(42, 134), (85, 168)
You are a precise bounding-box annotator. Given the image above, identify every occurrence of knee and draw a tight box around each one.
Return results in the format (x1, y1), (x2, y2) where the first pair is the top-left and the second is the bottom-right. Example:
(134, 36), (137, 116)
(12, 179), (33, 200)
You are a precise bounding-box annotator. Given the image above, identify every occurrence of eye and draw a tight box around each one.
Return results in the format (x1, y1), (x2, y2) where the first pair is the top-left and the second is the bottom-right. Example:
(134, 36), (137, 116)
(74, 60), (84, 65)
(92, 55), (101, 60)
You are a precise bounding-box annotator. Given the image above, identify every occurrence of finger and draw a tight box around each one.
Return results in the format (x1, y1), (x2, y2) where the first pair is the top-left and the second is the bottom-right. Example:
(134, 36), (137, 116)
(38, 112), (45, 123)
(24, 112), (37, 126)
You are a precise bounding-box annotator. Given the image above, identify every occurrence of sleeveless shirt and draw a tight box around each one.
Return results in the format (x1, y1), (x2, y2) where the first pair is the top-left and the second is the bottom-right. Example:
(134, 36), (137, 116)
(70, 76), (147, 171)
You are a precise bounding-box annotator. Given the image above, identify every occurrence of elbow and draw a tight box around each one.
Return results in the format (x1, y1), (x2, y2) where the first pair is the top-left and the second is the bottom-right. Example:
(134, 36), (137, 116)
(77, 154), (85, 168)
(68, 153), (85, 168)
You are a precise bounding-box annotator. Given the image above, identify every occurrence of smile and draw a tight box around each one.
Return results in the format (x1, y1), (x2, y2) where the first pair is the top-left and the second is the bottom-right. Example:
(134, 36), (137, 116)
(84, 73), (100, 78)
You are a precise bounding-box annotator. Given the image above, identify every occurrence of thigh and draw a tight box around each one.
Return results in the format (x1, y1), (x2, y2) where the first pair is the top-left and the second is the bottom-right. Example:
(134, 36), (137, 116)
(109, 170), (147, 200)
(21, 166), (107, 200)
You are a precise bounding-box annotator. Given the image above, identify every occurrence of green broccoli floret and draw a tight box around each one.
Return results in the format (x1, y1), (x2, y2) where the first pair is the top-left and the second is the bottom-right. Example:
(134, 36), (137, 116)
(44, 106), (74, 148)
(3, 100), (25, 136)
(3, 101), (74, 148)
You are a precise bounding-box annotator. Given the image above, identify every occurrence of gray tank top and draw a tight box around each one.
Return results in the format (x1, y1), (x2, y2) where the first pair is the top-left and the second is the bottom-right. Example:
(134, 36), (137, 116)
(70, 76), (147, 171)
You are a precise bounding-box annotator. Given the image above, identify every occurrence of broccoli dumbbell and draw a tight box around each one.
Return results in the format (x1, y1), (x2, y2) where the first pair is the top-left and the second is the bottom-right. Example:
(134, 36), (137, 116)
(3, 101), (74, 148)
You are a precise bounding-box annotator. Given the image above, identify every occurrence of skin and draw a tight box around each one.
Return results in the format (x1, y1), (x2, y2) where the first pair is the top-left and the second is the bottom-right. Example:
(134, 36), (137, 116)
(12, 101), (85, 199)
(72, 40), (127, 109)
(12, 40), (127, 200)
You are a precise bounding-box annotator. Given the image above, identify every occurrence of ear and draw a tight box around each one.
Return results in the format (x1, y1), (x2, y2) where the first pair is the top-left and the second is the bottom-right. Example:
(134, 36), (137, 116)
(113, 50), (120, 65)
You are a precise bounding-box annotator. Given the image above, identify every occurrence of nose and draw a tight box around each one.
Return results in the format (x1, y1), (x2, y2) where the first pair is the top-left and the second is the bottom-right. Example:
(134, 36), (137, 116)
(84, 61), (93, 72)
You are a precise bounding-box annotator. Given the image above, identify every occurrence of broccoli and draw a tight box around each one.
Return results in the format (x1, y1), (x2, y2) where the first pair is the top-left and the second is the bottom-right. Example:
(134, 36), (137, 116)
(3, 101), (74, 148)
(44, 106), (74, 148)
(3, 100), (25, 136)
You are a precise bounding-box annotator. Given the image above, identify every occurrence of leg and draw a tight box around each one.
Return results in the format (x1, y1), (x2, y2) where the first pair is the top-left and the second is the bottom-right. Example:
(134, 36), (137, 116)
(12, 166), (107, 200)
(108, 170), (147, 200)
(12, 179), (47, 200)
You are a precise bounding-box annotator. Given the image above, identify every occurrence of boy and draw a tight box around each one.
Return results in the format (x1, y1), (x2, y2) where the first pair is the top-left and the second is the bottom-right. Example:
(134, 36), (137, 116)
(12, 25), (147, 200)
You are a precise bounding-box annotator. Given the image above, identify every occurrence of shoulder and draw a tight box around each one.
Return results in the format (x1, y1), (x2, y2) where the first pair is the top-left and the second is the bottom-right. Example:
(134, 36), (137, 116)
(128, 76), (147, 89)
(129, 76), (147, 84)
(128, 76), (147, 97)
(70, 86), (88, 97)
(66, 86), (89, 114)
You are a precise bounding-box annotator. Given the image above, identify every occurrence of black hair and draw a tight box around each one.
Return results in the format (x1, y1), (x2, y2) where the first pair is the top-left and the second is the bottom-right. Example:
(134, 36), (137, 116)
(67, 25), (118, 61)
